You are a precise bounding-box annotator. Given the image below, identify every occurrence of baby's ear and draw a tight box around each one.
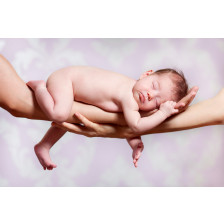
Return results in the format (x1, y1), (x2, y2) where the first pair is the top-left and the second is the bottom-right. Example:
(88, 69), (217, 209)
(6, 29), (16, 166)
(139, 70), (154, 79)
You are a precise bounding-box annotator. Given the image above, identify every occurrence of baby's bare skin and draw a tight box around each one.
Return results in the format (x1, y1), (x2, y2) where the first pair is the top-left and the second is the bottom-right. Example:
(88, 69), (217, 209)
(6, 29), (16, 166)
(27, 66), (179, 170)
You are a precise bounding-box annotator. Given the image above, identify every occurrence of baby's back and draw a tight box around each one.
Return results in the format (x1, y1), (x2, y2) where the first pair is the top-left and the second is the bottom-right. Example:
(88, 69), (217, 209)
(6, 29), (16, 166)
(64, 66), (135, 112)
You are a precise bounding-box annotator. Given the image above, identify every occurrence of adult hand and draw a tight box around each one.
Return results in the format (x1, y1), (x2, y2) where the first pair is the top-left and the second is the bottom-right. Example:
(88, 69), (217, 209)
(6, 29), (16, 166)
(51, 112), (132, 138)
(175, 86), (199, 112)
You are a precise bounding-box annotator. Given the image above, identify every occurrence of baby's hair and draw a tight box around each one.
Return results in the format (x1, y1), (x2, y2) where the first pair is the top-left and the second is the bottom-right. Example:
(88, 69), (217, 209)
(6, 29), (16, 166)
(153, 68), (189, 102)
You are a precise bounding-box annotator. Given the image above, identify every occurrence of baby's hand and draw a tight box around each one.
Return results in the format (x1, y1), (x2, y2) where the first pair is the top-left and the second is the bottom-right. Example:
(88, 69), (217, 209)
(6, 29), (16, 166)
(132, 142), (144, 168)
(159, 101), (179, 118)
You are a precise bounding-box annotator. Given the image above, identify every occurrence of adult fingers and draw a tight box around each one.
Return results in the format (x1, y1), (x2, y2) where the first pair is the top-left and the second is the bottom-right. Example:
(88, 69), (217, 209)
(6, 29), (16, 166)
(175, 86), (198, 110)
(52, 121), (85, 133)
(74, 112), (96, 129)
(188, 86), (199, 94)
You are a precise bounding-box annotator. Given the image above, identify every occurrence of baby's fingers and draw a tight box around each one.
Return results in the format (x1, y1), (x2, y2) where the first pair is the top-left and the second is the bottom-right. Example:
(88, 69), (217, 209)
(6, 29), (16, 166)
(133, 159), (138, 168)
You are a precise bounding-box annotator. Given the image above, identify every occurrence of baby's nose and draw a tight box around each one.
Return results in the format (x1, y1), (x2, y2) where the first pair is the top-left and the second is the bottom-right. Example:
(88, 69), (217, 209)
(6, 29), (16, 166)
(147, 92), (152, 100)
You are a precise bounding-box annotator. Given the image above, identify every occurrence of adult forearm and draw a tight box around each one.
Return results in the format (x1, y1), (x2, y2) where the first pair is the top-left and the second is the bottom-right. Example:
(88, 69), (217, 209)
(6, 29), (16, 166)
(0, 54), (46, 120)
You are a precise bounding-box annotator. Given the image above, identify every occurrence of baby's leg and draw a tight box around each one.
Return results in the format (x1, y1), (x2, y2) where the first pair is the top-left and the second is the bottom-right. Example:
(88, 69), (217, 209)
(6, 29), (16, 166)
(126, 136), (144, 168)
(27, 73), (74, 122)
(34, 126), (66, 170)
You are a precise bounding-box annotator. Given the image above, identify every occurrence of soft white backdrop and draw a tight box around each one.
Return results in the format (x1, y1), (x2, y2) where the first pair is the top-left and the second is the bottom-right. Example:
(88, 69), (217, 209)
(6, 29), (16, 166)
(0, 38), (224, 186)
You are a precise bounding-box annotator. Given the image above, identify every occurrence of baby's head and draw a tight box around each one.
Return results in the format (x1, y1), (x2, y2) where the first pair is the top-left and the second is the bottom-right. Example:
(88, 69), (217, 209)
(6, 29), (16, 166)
(132, 68), (189, 111)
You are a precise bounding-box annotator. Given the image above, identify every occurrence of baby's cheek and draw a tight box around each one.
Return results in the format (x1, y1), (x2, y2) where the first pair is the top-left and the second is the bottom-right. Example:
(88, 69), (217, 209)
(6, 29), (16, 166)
(141, 102), (156, 111)
(149, 101), (157, 109)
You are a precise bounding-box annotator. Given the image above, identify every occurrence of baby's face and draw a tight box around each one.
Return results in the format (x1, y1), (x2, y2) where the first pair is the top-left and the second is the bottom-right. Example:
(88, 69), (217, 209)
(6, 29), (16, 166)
(133, 73), (174, 111)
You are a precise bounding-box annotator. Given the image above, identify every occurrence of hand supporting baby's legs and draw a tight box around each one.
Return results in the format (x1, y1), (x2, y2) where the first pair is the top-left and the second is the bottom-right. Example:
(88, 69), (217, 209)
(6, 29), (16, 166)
(35, 126), (66, 170)
(126, 136), (144, 168)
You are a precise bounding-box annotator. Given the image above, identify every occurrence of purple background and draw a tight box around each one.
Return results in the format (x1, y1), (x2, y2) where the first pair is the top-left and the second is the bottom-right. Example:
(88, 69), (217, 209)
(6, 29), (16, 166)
(0, 38), (224, 186)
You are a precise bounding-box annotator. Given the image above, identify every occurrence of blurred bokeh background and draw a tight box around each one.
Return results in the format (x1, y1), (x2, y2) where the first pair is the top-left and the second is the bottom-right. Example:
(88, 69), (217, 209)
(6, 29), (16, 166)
(0, 38), (224, 186)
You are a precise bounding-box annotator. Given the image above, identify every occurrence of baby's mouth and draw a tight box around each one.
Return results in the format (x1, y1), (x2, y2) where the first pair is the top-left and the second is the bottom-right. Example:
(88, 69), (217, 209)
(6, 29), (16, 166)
(138, 91), (145, 103)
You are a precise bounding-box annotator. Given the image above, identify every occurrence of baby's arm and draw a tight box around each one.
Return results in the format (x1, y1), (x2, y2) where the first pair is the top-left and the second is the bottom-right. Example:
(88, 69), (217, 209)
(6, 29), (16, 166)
(123, 101), (179, 133)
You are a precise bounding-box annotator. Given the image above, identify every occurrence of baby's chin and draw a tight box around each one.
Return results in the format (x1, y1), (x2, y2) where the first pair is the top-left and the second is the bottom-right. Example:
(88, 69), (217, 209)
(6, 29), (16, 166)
(139, 105), (151, 111)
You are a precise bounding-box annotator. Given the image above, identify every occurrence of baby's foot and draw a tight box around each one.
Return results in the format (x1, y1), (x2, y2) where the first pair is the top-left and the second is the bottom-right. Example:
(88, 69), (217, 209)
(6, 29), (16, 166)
(26, 80), (46, 91)
(34, 143), (57, 170)
(132, 142), (144, 168)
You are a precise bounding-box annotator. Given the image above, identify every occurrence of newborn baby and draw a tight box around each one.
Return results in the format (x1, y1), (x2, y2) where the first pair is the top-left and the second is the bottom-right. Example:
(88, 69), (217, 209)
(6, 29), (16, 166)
(27, 66), (188, 170)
